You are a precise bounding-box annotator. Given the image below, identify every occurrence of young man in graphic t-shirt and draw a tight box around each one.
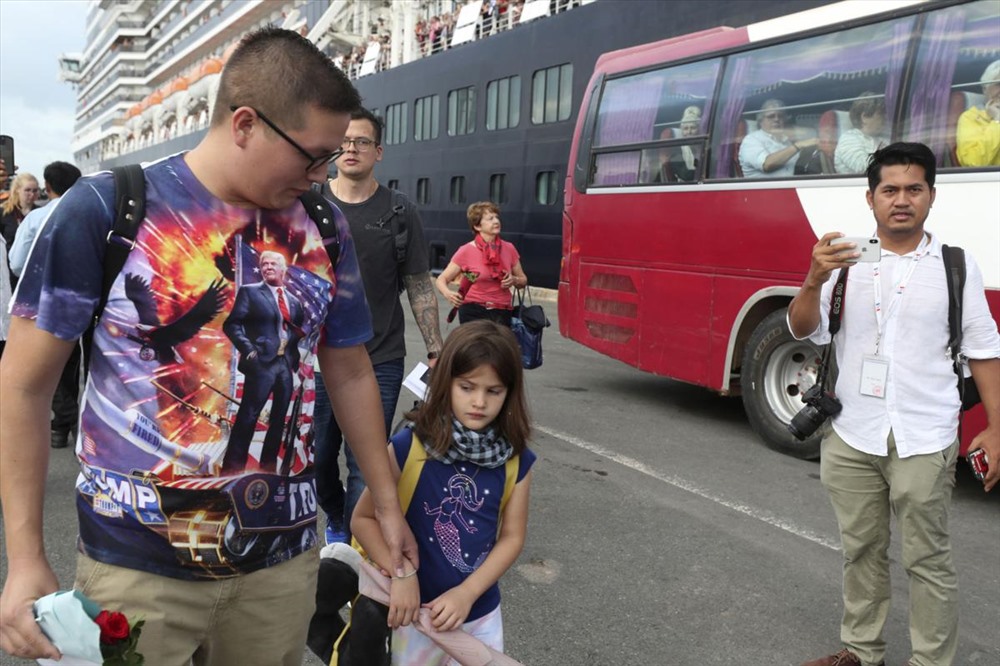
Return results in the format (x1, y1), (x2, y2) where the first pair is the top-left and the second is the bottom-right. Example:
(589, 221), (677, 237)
(0, 28), (417, 665)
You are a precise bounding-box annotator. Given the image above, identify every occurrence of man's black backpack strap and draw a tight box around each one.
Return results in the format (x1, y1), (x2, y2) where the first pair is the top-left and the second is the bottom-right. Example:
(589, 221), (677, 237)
(300, 189), (340, 268)
(320, 183), (408, 268)
(385, 189), (408, 267)
(84, 165), (147, 370)
(98, 165), (147, 323)
(942, 244), (981, 410)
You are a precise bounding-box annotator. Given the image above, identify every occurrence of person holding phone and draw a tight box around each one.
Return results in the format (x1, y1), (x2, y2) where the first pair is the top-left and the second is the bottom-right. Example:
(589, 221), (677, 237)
(436, 202), (528, 328)
(788, 142), (1000, 666)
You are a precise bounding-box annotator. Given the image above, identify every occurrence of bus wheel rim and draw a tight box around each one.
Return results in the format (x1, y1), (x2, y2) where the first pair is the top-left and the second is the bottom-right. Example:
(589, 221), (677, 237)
(765, 341), (821, 424)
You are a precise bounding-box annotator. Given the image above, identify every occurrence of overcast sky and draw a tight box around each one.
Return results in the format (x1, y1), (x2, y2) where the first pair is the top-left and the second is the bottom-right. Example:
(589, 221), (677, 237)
(0, 0), (89, 179)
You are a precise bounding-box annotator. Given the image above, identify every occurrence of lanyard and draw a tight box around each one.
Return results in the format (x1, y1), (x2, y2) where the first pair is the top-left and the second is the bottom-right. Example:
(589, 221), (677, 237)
(871, 234), (929, 355)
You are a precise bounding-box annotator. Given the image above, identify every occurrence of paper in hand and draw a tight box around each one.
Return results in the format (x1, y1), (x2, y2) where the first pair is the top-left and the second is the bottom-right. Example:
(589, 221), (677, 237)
(34, 590), (104, 666)
(403, 362), (431, 401)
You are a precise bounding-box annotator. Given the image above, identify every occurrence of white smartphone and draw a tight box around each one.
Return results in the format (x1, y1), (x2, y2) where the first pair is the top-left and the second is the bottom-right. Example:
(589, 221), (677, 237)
(831, 236), (881, 263)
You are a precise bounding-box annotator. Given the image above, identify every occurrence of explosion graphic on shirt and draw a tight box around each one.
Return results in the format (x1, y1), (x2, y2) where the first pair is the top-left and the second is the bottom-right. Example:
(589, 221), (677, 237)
(93, 203), (335, 482)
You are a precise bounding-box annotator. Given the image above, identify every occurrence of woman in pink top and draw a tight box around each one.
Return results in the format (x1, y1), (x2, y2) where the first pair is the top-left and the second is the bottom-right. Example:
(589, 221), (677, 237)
(436, 202), (528, 327)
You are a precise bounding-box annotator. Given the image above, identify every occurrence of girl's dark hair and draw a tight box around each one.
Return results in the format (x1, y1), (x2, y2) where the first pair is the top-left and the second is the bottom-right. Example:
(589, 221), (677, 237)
(407, 320), (531, 456)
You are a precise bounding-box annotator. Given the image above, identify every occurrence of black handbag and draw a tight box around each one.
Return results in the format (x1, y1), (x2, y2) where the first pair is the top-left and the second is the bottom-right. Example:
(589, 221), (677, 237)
(511, 289), (550, 369)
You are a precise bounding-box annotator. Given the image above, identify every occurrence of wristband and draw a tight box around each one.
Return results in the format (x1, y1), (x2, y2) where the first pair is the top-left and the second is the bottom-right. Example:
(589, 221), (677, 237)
(393, 569), (418, 580)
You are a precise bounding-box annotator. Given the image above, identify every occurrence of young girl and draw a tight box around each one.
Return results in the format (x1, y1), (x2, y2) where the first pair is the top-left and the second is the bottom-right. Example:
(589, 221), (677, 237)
(351, 319), (535, 664)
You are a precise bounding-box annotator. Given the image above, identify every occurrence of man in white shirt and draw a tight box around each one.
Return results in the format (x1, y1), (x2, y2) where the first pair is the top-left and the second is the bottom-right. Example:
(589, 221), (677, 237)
(738, 99), (818, 178)
(789, 142), (999, 666)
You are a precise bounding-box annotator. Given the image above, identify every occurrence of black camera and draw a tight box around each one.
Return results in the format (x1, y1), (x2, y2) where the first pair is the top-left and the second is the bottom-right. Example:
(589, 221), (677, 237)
(788, 384), (842, 440)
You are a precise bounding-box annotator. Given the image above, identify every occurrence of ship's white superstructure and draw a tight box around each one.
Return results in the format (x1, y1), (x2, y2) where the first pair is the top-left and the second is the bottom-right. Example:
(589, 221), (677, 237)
(59, 0), (585, 173)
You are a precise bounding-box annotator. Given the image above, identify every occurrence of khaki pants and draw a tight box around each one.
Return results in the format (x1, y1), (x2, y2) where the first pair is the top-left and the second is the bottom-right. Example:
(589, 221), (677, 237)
(820, 429), (958, 666)
(75, 549), (319, 666)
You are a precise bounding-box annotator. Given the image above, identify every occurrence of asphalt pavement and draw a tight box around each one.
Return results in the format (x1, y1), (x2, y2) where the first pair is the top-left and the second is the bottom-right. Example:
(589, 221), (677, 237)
(2, 290), (997, 665)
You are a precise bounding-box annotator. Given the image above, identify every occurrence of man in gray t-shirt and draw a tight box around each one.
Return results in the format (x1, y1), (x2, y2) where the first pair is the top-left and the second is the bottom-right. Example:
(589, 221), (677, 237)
(316, 108), (444, 542)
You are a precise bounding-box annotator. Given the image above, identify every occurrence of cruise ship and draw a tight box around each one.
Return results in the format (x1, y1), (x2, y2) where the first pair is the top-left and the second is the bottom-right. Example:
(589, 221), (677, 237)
(60, 0), (834, 287)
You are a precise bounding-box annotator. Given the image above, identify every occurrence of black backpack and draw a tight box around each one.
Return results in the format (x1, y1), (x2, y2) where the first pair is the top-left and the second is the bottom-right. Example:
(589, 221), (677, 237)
(83, 164), (342, 368)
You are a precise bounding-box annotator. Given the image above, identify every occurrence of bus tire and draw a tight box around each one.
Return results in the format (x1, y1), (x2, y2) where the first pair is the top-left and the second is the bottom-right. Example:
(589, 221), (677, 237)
(741, 308), (824, 460)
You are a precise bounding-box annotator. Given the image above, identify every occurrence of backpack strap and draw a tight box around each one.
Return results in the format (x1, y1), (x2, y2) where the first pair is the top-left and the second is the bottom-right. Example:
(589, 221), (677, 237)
(386, 189), (408, 267)
(942, 244), (965, 361)
(941, 244), (981, 412)
(300, 189), (340, 268)
(497, 454), (520, 535)
(397, 431), (428, 513)
(349, 430), (426, 558)
(98, 165), (146, 324)
(84, 165), (146, 371)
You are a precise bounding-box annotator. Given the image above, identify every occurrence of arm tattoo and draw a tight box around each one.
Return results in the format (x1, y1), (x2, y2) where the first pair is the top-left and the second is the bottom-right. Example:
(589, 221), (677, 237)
(404, 273), (444, 354)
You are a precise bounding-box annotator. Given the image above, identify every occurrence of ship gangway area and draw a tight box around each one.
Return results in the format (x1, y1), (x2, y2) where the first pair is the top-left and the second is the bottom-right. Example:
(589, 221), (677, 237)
(9, 294), (997, 666)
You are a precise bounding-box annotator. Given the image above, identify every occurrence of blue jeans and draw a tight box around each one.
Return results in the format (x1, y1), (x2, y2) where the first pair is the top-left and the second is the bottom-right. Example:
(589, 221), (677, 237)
(314, 358), (404, 536)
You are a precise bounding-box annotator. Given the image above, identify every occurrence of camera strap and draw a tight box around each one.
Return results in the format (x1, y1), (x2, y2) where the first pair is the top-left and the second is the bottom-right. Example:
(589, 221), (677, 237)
(818, 267), (850, 391)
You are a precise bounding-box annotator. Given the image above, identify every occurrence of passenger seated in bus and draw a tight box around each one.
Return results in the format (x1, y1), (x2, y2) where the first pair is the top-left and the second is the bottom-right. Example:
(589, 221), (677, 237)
(834, 92), (888, 174)
(738, 99), (818, 178)
(668, 106), (702, 182)
(956, 59), (1000, 167)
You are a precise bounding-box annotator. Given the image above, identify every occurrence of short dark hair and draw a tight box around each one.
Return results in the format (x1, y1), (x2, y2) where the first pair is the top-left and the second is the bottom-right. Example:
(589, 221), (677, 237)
(848, 92), (885, 130)
(43, 161), (82, 197)
(212, 27), (361, 129)
(866, 142), (937, 191)
(350, 108), (383, 146)
(407, 320), (531, 456)
(466, 201), (501, 233)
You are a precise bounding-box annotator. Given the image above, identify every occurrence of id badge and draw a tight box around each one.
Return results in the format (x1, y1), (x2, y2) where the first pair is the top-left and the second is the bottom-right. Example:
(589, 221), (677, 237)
(860, 356), (889, 398)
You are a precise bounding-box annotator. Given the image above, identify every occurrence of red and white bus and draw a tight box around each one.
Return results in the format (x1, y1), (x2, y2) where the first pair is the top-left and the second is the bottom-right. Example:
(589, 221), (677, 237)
(558, 0), (1000, 458)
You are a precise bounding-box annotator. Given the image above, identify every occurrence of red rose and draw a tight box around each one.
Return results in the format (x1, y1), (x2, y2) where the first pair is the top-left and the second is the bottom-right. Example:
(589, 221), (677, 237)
(95, 610), (131, 644)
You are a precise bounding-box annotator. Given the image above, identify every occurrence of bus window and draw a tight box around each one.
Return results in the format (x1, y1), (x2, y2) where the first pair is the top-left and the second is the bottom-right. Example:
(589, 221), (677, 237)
(903, 1), (1000, 168)
(711, 14), (914, 179)
(590, 58), (720, 187)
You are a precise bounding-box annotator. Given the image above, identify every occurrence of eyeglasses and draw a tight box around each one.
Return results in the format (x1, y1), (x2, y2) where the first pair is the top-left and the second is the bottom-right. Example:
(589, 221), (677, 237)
(763, 112), (785, 120)
(341, 137), (378, 152)
(231, 105), (344, 172)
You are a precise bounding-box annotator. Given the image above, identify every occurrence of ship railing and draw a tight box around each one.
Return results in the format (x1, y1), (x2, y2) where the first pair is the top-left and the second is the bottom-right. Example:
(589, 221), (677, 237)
(335, 0), (586, 80)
